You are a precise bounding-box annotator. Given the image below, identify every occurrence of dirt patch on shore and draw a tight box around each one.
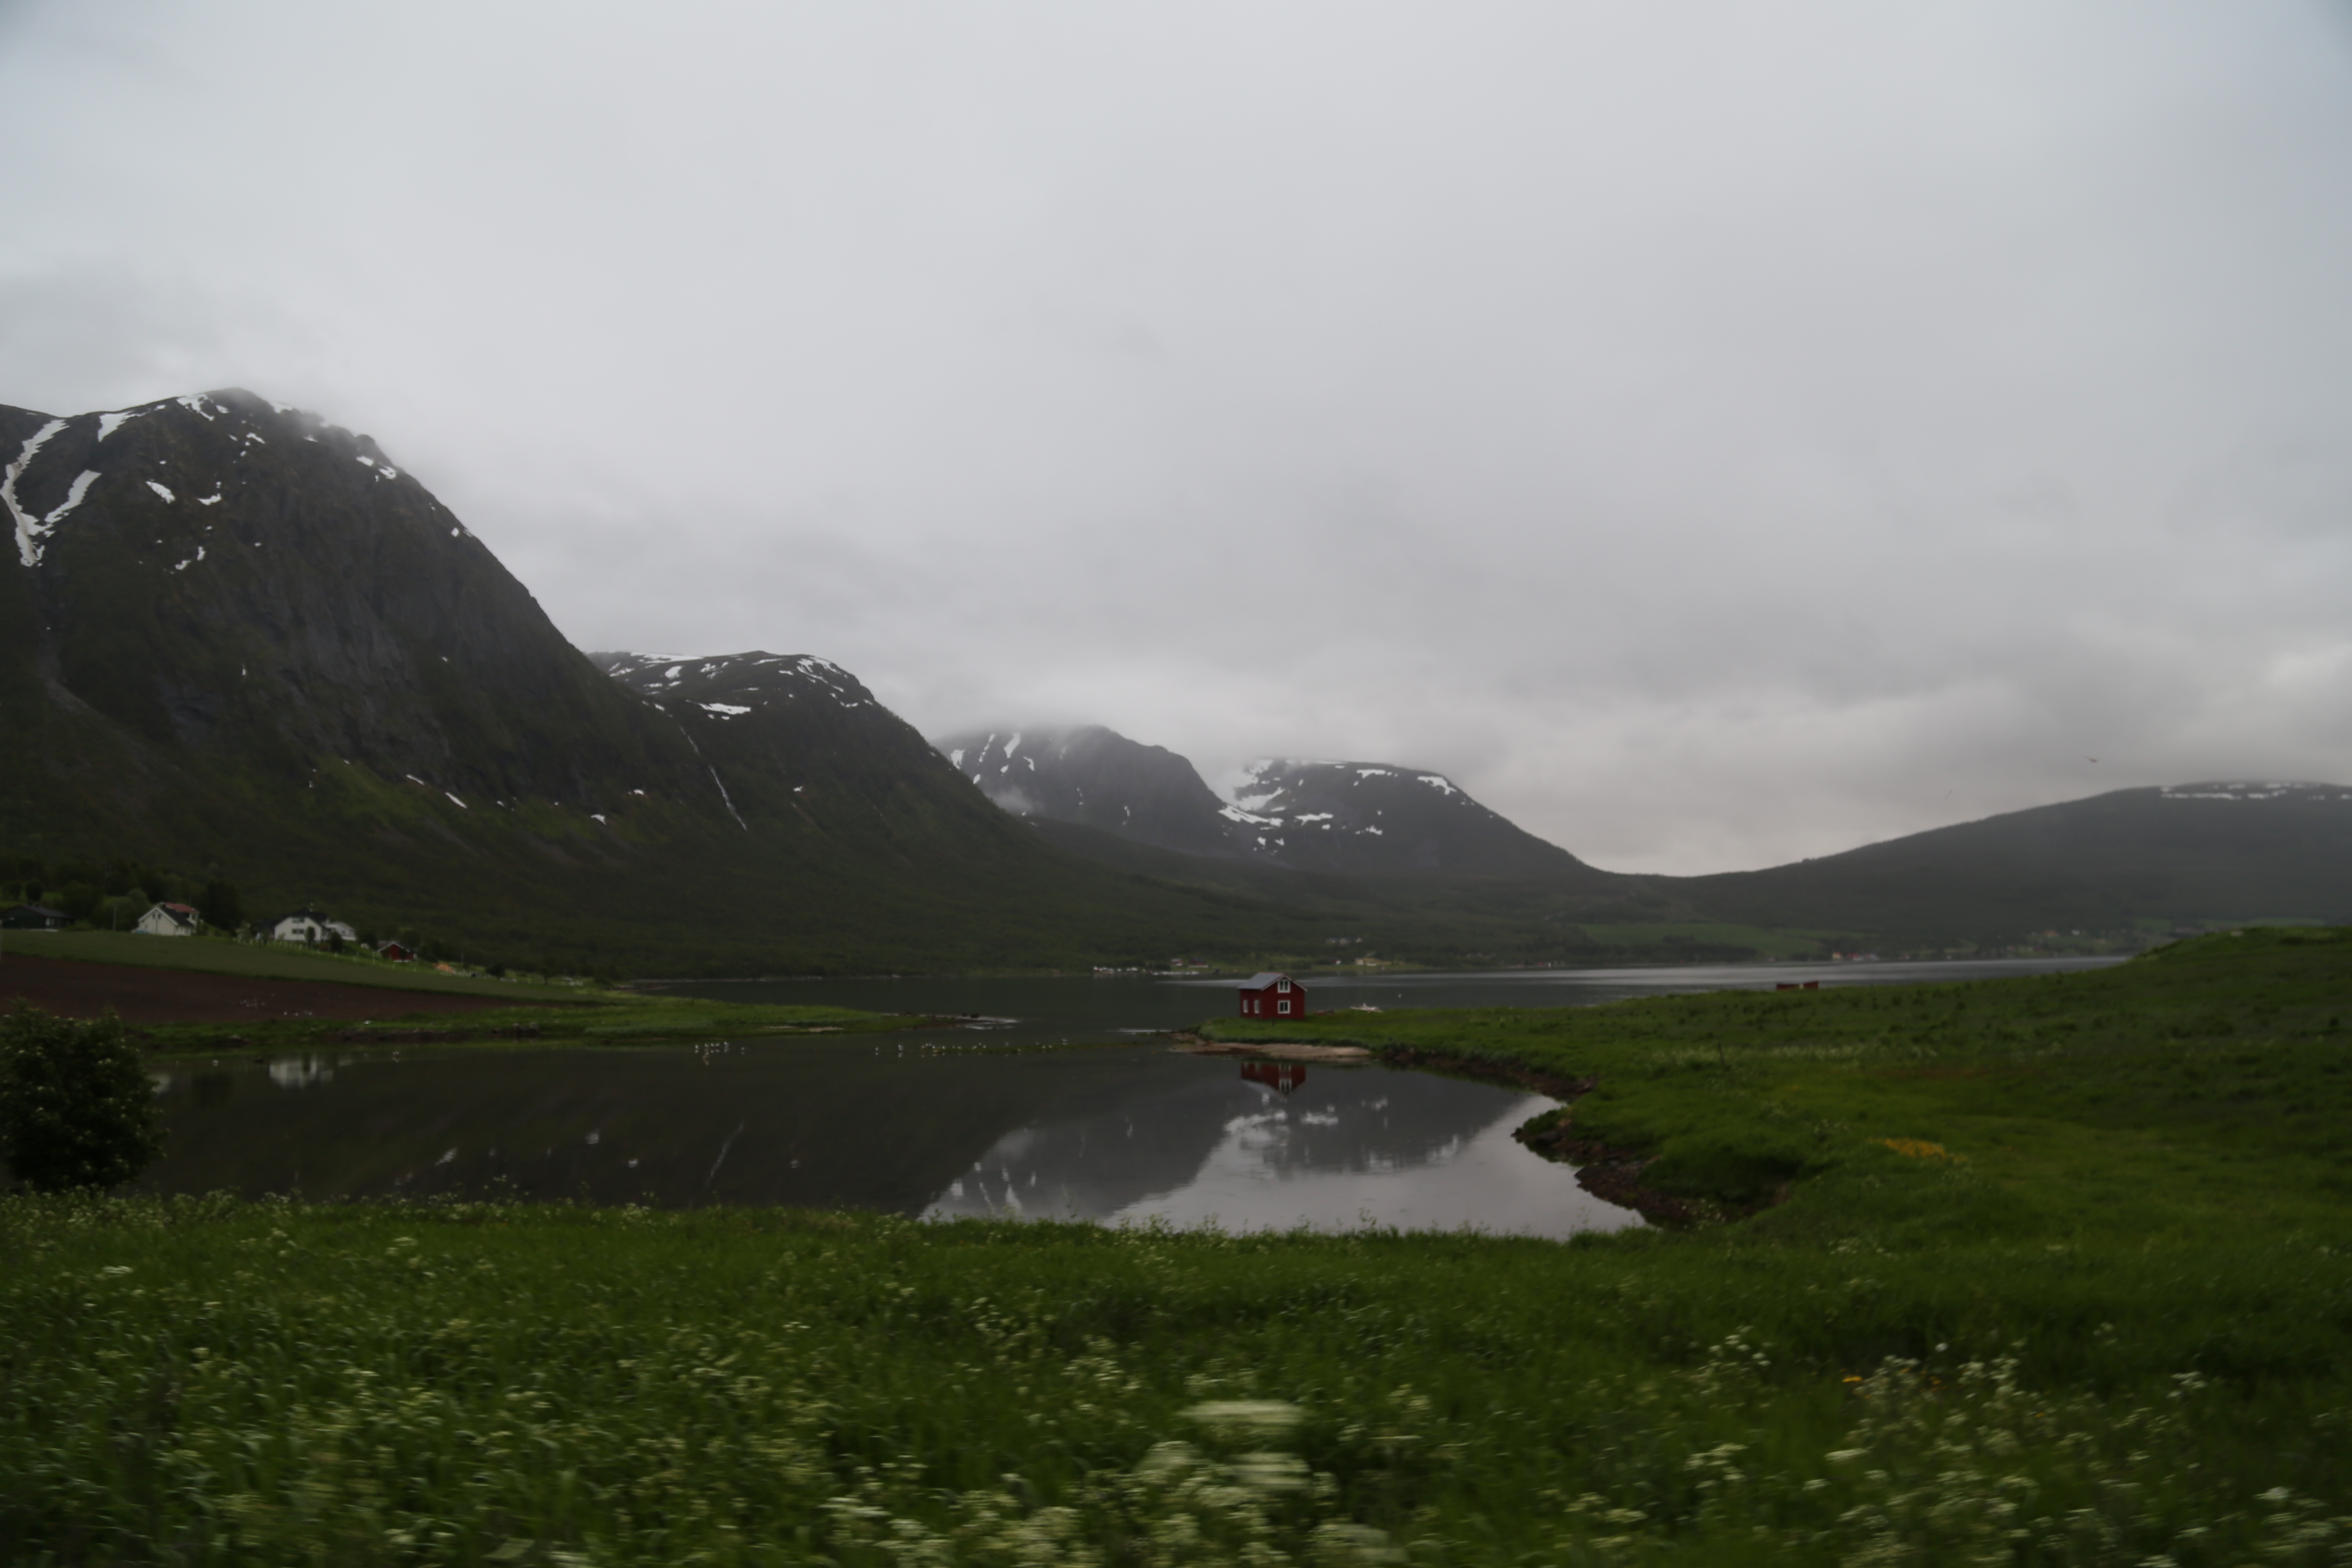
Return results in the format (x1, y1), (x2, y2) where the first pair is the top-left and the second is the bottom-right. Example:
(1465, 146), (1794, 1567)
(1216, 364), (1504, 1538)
(1175, 1040), (1373, 1062)
(0, 954), (532, 1026)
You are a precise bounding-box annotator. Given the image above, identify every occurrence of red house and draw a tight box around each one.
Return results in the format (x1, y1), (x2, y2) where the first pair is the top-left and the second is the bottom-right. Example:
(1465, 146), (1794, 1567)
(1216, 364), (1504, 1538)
(1237, 971), (1306, 1020)
(376, 940), (418, 963)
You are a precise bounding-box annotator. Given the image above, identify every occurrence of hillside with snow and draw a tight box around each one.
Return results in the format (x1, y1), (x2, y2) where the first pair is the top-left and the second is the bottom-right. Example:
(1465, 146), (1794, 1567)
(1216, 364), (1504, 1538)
(933, 725), (1604, 880)
(0, 389), (1388, 972)
(1218, 758), (1602, 878)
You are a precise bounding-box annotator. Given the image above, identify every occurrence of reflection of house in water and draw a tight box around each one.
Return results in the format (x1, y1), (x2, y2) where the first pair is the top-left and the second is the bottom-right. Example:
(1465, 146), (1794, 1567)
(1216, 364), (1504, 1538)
(1240, 1061), (1308, 1095)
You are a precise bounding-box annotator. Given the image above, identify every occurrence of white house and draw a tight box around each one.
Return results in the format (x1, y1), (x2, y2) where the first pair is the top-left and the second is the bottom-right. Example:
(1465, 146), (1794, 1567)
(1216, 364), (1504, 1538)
(134, 902), (202, 937)
(270, 910), (358, 944)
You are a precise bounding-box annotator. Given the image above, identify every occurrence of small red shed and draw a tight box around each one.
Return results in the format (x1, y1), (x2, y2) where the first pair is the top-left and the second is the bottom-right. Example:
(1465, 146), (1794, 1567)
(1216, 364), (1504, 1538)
(1237, 971), (1306, 1020)
(377, 940), (417, 963)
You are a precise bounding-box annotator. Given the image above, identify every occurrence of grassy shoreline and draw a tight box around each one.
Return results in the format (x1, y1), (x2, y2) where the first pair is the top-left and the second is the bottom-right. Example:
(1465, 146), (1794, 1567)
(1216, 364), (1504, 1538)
(6, 928), (2347, 1564)
(127, 998), (922, 1054)
(0, 931), (579, 1001)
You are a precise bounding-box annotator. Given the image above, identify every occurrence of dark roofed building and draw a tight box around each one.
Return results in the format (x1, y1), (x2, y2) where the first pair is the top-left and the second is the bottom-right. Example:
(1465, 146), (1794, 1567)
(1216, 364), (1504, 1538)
(0, 903), (69, 931)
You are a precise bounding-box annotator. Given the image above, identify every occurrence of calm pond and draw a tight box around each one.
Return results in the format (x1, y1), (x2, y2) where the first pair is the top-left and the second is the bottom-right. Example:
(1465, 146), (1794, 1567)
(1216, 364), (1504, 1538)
(145, 957), (2117, 1239)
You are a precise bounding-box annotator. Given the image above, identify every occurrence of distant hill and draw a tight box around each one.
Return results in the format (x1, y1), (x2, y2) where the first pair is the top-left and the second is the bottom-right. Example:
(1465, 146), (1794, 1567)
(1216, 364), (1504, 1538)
(934, 709), (2352, 951)
(1677, 781), (2352, 943)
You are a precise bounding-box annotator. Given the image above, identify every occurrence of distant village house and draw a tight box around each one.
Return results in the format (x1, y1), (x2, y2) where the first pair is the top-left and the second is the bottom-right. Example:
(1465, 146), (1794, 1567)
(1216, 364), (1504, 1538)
(1237, 971), (1307, 1019)
(271, 910), (358, 944)
(376, 940), (416, 962)
(134, 902), (202, 937)
(0, 903), (69, 931)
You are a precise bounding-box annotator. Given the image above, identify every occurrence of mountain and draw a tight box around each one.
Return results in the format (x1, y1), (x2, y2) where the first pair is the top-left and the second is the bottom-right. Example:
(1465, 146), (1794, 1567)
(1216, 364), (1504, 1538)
(591, 650), (1042, 866)
(0, 390), (1364, 973)
(11, 388), (2343, 975)
(936, 726), (1259, 860)
(1220, 758), (1602, 879)
(933, 727), (1606, 882)
(2, 389), (700, 808)
(1678, 781), (2352, 943)
(934, 707), (2352, 951)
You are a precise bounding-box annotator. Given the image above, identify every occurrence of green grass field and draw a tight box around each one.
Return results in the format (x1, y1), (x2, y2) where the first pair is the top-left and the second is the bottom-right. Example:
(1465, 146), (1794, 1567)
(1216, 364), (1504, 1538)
(125, 997), (909, 1054)
(4, 929), (2347, 1564)
(1, 932), (915, 1047)
(2, 930), (576, 1001)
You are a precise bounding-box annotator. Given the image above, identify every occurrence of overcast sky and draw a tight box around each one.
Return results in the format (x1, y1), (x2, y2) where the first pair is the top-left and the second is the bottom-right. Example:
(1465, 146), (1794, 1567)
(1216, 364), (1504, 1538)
(4, 2), (2350, 874)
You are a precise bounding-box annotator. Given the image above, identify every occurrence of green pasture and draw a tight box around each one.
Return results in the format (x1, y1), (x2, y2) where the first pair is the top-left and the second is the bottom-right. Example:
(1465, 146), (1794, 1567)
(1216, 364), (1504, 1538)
(1209, 925), (2352, 1233)
(128, 997), (904, 1054)
(4, 928), (2348, 1565)
(1, 930), (573, 1001)
(0, 931), (909, 1047)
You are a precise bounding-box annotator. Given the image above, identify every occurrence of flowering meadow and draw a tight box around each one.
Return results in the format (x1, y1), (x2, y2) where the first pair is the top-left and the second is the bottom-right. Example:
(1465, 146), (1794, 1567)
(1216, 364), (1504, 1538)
(6, 928), (2350, 1565)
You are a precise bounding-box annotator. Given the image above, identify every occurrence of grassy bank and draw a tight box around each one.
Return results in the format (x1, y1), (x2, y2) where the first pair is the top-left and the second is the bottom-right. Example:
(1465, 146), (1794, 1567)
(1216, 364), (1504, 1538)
(1, 931), (579, 1001)
(1210, 925), (2352, 1230)
(130, 995), (911, 1054)
(4, 930), (2348, 1565)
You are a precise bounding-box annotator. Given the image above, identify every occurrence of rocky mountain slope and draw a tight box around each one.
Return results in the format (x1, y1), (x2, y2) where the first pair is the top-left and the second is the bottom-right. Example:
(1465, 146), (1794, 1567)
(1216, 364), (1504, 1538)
(0, 391), (1351, 972)
(3, 390), (700, 810)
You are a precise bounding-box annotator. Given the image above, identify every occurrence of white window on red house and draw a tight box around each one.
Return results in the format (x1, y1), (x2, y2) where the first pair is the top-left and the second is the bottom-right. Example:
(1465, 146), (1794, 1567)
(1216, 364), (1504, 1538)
(1278, 999), (1291, 1014)
(1277, 979), (1290, 992)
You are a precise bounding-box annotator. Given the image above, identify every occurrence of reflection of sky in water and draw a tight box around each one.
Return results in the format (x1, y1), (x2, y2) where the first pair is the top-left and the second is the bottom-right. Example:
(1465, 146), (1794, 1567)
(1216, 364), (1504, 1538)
(925, 1065), (1641, 1240)
(143, 1037), (1642, 1236)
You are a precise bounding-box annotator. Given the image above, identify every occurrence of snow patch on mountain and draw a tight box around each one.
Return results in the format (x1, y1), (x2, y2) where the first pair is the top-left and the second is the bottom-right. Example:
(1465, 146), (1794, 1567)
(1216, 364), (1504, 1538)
(4, 422), (101, 568)
(2161, 781), (2350, 802)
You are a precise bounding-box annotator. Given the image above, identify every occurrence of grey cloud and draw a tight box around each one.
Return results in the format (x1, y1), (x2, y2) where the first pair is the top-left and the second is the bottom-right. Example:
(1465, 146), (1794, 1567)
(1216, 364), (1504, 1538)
(2, 2), (2349, 872)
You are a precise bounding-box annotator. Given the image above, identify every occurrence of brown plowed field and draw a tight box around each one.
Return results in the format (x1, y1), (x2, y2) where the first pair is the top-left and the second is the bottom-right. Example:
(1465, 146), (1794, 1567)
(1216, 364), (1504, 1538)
(0, 954), (527, 1025)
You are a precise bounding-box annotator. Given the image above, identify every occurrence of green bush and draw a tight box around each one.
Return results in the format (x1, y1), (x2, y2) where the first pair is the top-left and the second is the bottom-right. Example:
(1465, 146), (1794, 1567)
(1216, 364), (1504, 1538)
(0, 1005), (164, 1193)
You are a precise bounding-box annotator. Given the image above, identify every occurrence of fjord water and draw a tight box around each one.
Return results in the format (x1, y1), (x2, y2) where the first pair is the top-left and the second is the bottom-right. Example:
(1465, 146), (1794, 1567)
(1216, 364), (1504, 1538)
(143, 958), (2115, 1237)
(658, 954), (2125, 1051)
(145, 1041), (1632, 1237)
